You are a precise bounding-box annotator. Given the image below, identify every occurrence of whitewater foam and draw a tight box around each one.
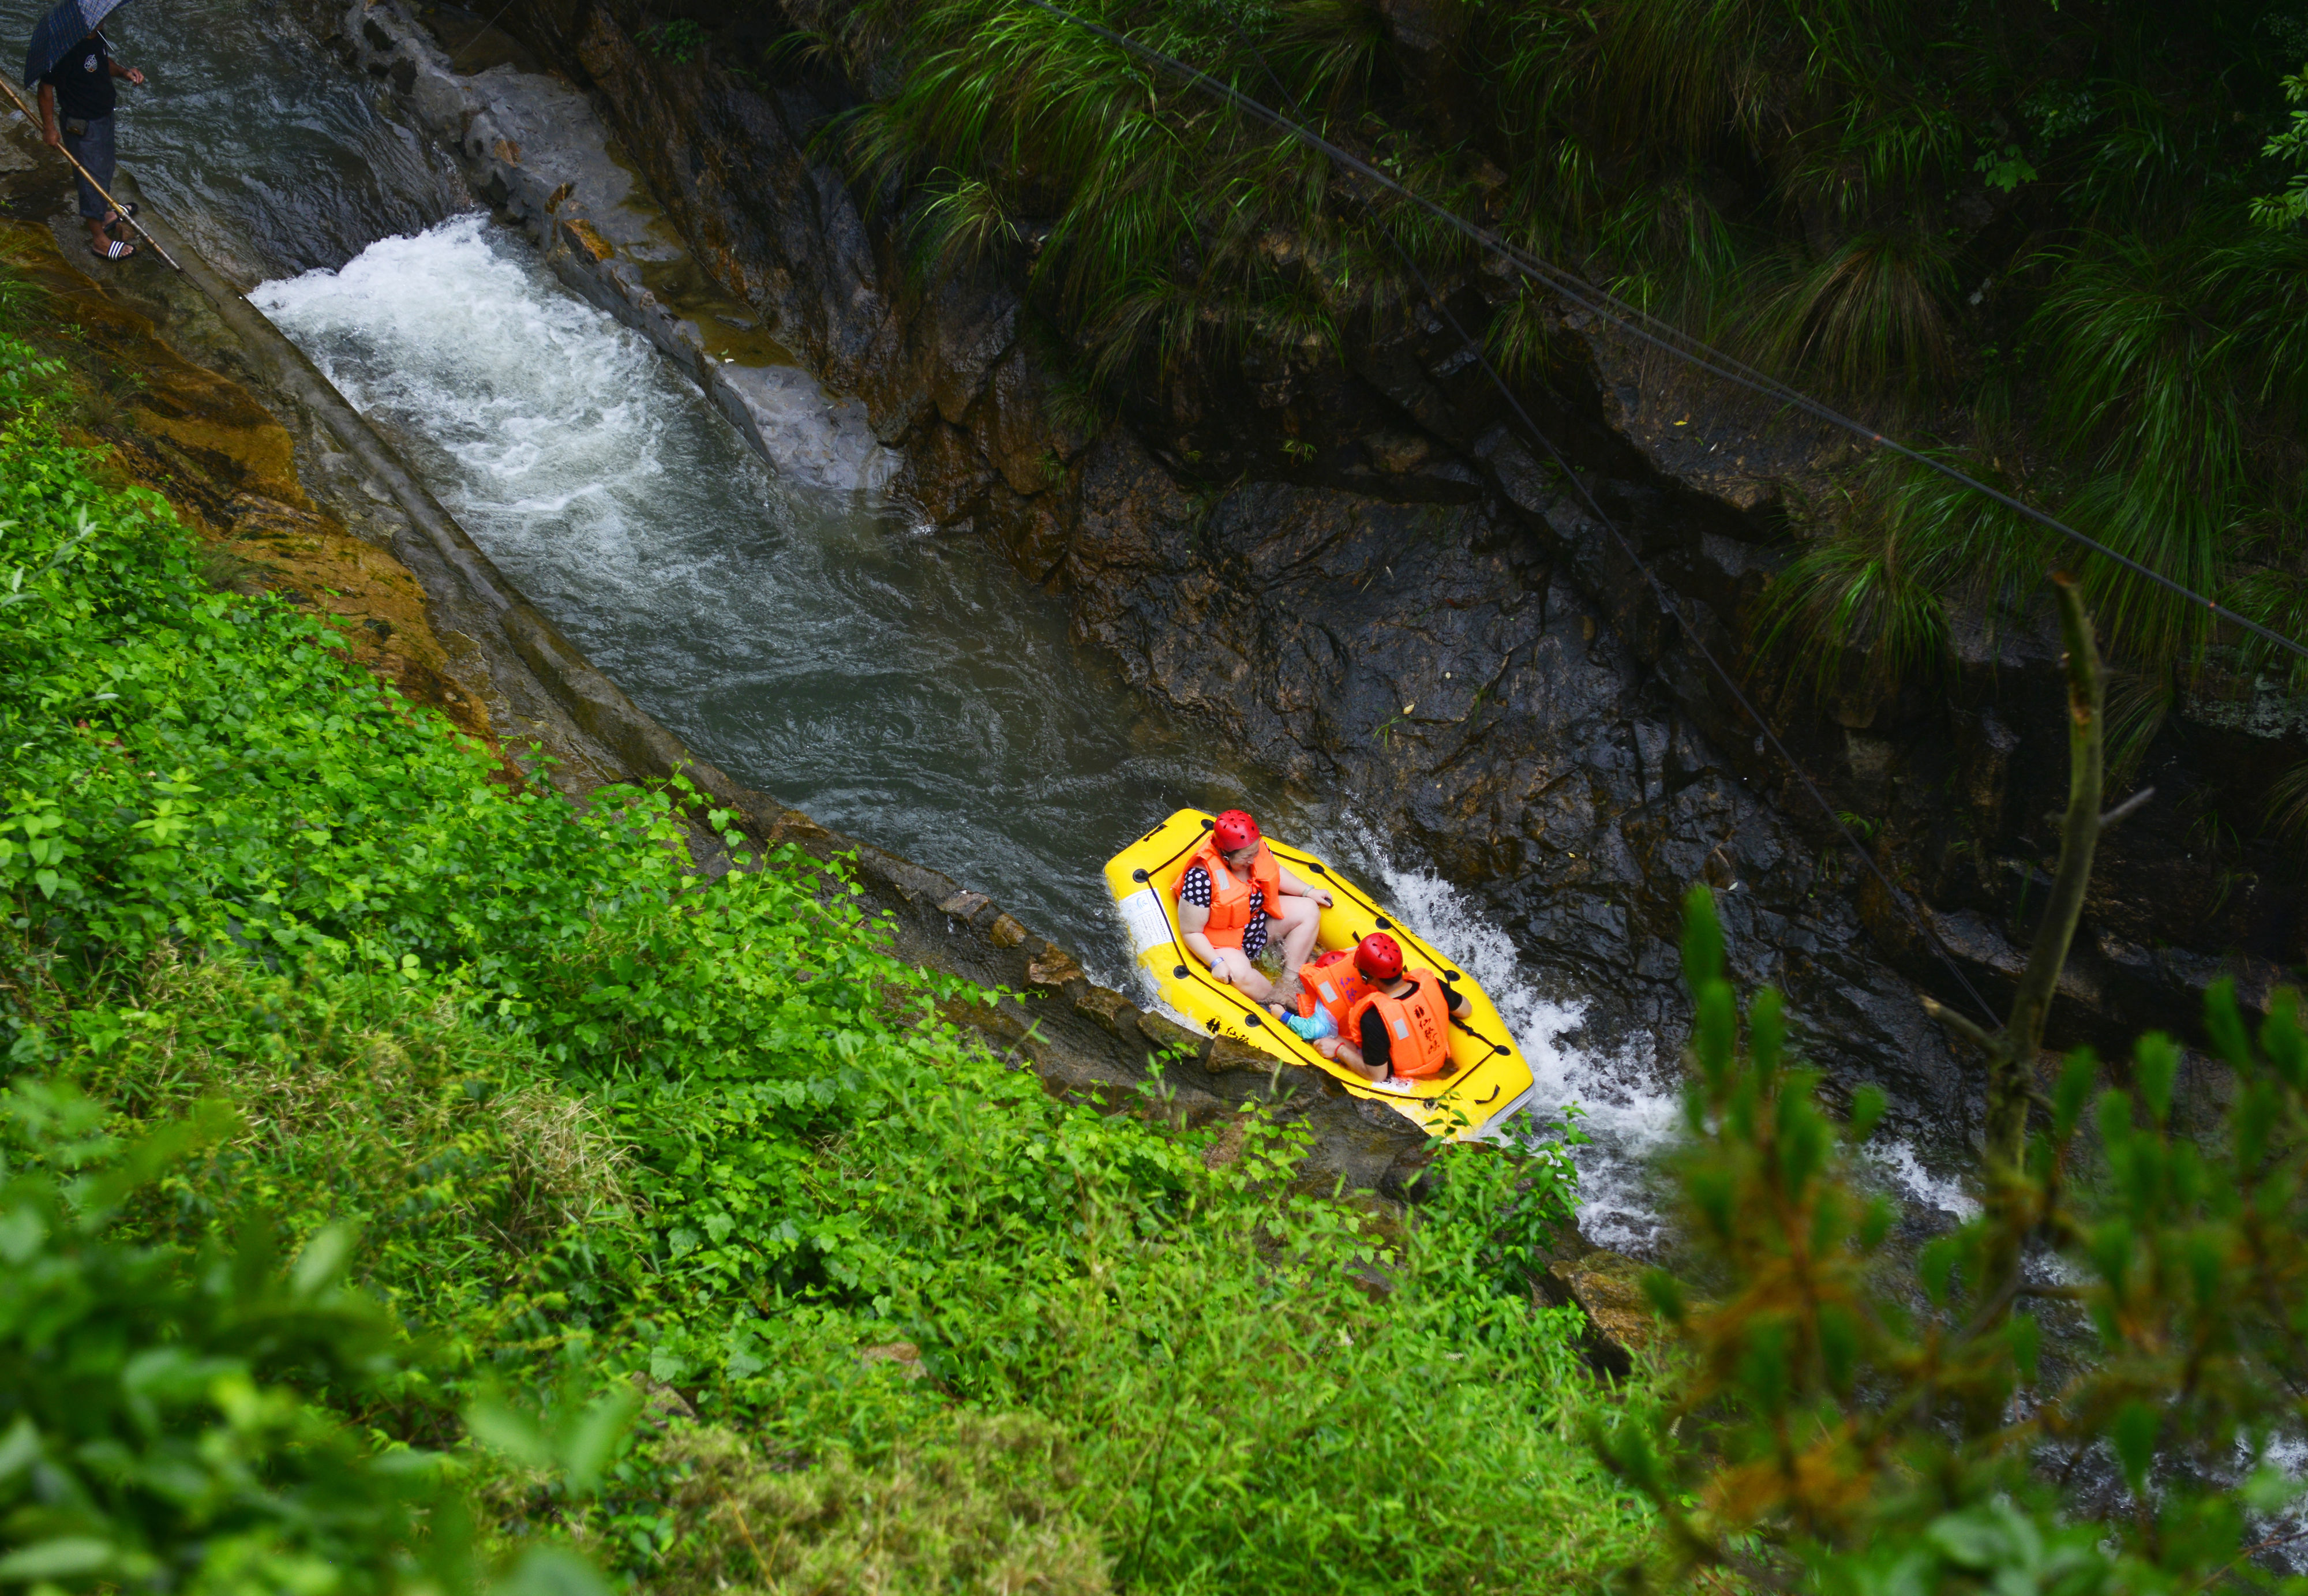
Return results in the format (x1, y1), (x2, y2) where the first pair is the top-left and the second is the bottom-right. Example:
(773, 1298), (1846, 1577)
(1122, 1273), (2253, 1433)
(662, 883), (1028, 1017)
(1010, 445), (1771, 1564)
(1865, 1139), (1981, 1220)
(253, 213), (715, 613)
(1328, 831), (1687, 1250)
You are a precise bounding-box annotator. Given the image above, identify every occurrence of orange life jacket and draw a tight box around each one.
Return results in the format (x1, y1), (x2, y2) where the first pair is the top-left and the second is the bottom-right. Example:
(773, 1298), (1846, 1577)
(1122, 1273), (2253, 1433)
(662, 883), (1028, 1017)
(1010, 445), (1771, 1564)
(1291, 950), (1370, 1029)
(1177, 837), (1284, 952)
(1347, 971), (1456, 1080)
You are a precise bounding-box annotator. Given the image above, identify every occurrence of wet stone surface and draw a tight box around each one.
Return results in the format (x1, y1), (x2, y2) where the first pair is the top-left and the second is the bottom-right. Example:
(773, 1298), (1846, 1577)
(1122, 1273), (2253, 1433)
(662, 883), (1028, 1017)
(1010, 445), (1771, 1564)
(1054, 430), (1969, 1125)
(454, 0), (1981, 1147)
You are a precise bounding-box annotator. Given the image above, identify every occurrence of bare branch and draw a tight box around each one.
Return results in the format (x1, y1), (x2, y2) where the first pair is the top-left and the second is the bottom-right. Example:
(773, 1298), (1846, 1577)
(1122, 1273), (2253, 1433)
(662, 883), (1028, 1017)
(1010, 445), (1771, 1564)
(1965, 575), (2106, 1437)
(1987, 574), (2104, 1173)
(2098, 786), (2155, 829)
(1921, 994), (1998, 1053)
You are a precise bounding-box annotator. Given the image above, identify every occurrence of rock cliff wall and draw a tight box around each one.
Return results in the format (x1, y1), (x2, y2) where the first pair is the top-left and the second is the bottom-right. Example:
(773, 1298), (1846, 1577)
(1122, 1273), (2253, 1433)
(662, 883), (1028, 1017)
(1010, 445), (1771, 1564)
(304, 0), (1974, 1129)
(414, 0), (2304, 1097)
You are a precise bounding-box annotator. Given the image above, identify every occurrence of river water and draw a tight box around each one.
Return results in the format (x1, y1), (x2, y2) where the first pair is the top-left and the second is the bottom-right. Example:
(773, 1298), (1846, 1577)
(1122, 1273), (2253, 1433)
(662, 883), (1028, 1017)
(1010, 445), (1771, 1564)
(243, 214), (1700, 1238)
(16, 0), (1987, 1249)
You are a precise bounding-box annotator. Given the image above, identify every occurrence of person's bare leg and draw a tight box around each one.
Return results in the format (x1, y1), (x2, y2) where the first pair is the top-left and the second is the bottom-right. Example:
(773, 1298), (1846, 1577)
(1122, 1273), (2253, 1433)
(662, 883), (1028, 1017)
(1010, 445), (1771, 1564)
(1275, 897), (1321, 968)
(1211, 947), (1275, 1003)
(1265, 900), (1319, 1005)
(86, 215), (132, 257)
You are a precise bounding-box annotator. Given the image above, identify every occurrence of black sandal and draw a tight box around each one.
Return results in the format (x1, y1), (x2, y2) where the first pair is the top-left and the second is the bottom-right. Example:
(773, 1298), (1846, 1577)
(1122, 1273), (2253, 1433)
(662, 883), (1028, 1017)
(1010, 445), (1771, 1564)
(91, 238), (136, 260)
(100, 202), (137, 228)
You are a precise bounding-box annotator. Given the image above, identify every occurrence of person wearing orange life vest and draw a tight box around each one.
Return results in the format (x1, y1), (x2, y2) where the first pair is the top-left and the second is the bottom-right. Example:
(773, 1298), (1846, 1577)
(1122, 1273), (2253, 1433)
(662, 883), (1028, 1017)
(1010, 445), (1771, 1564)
(1328, 932), (1469, 1092)
(1174, 808), (1331, 1003)
(1267, 947), (1370, 1046)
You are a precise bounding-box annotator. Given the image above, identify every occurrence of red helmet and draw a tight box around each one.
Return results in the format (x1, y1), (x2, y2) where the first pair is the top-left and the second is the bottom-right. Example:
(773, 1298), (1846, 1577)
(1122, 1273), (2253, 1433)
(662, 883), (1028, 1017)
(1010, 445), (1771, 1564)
(1354, 932), (1404, 982)
(1211, 809), (1262, 852)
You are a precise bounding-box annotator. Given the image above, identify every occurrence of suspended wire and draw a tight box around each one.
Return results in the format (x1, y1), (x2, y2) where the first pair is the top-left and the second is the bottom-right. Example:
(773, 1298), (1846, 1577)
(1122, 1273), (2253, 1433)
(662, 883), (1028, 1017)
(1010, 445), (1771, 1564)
(1011, 0), (2308, 669)
(1190, 20), (2008, 1029)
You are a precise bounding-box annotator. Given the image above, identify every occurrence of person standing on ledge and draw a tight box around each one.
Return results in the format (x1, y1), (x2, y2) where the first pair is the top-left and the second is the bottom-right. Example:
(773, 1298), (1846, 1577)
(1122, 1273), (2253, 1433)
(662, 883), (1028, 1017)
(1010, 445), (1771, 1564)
(38, 26), (143, 260)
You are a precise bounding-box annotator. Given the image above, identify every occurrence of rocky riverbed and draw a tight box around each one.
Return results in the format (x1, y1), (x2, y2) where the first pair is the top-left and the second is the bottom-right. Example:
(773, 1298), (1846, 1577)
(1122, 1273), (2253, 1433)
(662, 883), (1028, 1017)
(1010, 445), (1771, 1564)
(323, 0), (2307, 1141)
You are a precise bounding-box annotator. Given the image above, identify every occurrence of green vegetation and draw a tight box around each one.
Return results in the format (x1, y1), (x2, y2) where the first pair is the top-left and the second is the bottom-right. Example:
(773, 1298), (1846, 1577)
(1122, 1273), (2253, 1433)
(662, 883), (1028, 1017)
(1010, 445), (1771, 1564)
(0, 322), (1640, 1591)
(1612, 888), (2308, 1594)
(1612, 585), (2308, 1593)
(775, 0), (2308, 696)
(15, 215), (2308, 1594)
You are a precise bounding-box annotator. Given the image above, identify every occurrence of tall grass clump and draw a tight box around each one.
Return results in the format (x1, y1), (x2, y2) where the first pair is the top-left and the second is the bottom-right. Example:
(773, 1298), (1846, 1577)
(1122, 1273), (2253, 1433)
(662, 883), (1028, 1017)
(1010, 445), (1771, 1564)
(1754, 455), (2046, 699)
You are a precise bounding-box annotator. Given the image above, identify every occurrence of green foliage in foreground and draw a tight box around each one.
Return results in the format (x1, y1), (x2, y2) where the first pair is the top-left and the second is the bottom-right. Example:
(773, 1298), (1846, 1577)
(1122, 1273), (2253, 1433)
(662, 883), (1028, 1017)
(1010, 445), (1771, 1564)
(1605, 886), (2308, 1594)
(0, 338), (1640, 1590)
(0, 1082), (602, 1596)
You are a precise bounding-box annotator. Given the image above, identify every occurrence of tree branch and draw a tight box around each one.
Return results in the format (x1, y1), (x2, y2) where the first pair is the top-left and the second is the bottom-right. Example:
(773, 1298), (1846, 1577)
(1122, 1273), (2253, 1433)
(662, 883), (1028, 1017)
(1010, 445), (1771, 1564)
(1962, 576), (2105, 1438)
(1921, 994), (1998, 1053)
(1986, 574), (2104, 1172)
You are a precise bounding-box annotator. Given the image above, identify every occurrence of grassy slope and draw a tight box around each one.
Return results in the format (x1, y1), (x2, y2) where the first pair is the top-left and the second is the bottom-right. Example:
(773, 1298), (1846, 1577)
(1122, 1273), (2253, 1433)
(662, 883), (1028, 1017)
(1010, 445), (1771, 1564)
(0, 297), (1647, 1590)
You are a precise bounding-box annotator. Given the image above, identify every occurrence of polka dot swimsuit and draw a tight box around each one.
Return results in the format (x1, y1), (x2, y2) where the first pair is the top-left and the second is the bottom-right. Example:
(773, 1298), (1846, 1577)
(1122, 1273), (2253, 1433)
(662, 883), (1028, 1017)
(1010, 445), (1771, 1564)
(1178, 865), (1268, 958)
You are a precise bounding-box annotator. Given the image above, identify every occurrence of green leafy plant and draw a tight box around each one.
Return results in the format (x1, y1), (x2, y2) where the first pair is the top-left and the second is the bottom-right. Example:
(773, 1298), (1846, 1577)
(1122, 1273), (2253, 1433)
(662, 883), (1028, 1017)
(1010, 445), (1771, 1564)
(2253, 59), (2308, 230)
(1604, 578), (2308, 1593)
(646, 19), (707, 62)
(0, 314), (1644, 1596)
(0, 1081), (604, 1596)
(1974, 141), (2039, 193)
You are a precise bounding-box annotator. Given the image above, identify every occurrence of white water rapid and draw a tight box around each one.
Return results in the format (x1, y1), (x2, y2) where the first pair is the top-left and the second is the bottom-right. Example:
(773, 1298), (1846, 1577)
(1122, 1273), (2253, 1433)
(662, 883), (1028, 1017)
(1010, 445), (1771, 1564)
(252, 214), (1971, 1249)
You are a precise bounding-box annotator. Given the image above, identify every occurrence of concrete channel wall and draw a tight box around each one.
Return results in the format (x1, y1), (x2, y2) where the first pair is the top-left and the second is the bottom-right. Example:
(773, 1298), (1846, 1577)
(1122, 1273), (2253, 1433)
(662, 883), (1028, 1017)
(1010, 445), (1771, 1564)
(118, 46), (1440, 1199)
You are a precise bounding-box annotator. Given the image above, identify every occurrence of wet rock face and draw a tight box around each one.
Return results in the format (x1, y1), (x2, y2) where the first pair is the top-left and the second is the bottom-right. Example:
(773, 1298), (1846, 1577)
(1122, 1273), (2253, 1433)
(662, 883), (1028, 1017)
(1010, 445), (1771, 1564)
(1051, 429), (1970, 1119)
(1541, 1249), (1667, 1376)
(470, 0), (1977, 1126)
(481, 0), (2298, 1121)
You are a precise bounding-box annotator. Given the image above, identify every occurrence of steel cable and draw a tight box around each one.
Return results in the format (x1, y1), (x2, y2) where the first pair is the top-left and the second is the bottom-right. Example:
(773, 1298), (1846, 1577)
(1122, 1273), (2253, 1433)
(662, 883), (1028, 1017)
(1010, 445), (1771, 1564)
(1025, 0), (2014, 1028)
(1011, 0), (2308, 669)
(1255, 42), (2004, 1028)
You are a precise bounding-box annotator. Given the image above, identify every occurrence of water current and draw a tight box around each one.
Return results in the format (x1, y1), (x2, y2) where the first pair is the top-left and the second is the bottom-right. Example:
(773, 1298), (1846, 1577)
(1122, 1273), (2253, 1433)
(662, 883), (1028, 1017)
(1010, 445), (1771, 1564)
(13, 0), (1984, 1247)
(249, 215), (1734, 1242)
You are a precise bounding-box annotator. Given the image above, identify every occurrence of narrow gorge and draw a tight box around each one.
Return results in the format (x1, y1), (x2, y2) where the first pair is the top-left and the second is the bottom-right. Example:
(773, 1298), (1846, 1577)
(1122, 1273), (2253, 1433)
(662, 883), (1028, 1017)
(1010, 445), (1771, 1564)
(19, 0), (2295, 1241)
(9, 1), (2308, 1589)
(404, 0), (2302, 1140)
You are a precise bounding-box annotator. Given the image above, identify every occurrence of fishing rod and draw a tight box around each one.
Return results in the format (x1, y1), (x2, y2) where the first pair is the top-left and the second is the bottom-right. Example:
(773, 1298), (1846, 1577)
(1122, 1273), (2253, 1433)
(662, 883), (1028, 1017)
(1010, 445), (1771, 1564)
(0, 74), (180, 271)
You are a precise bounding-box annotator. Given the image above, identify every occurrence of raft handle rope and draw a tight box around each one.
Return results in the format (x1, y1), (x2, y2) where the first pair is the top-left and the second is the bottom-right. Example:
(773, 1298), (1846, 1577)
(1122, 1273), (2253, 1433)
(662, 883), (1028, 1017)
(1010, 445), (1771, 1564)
(1136, 825), (1508, 1111)
(1263, 839), (1521, 1067)
(1013, 0), (2308, 671)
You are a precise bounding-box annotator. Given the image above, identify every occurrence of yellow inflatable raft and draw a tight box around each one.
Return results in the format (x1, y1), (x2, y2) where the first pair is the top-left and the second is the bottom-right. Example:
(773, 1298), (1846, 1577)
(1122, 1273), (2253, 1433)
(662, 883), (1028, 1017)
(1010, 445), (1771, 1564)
(1104, 809), (1537, 1140)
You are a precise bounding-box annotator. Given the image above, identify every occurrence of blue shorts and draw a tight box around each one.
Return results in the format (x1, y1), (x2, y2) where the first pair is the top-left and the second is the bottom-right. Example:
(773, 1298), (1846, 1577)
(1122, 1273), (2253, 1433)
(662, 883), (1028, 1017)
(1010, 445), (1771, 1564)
(61, 115), (115, 222)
